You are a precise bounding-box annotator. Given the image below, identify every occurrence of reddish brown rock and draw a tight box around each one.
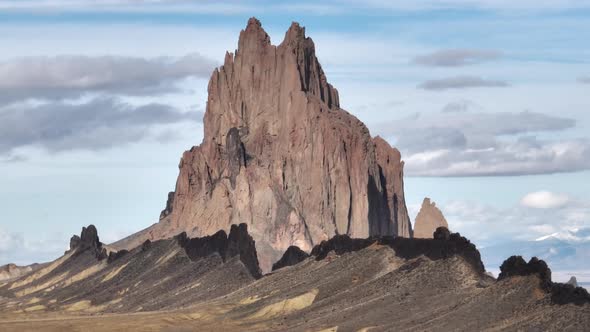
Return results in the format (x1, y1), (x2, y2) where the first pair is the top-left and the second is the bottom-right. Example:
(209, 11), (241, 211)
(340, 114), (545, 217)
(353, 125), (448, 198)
(413, 198), (449, 239)
(113, 18), (411, 272)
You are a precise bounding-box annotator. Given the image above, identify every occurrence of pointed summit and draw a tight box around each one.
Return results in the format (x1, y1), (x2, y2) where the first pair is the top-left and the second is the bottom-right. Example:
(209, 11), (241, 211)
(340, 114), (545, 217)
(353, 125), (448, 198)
(114, 18), (412, 272)
(237, 17), (271, 58)
(283, 21), (306, 45)
(413, 198), (449, 238)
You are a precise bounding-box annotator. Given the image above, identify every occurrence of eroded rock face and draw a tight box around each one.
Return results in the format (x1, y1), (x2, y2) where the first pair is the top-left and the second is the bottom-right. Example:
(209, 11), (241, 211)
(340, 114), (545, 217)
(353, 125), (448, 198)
(178, 223), (262, 278)
(159, 192), (175, 220)
(413, 198), (449, 239)
(115, 17), (411, 272)
(69, 225), (107, 260)
(498, 256), (552, 289)
(498, 255), (590, 305)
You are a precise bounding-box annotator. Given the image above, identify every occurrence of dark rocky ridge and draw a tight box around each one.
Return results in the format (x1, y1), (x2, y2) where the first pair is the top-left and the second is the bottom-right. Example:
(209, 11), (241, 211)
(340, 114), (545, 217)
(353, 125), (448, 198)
(307, 227), (485, 275)
(176, 223), (262, 279)
(271, 246), (310, 271)
(499, 255), (590, 306)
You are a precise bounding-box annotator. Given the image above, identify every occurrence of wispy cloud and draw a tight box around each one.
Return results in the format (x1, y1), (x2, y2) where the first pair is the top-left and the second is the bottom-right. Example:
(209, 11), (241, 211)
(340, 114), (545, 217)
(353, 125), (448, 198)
(418, 76), (509, 90)
(375, 109), (590, 176)
(412, 49), (502, 67)
(578, 76), (590, 84)
(0, 54), (216, 105)
(0, 97), (202, 154)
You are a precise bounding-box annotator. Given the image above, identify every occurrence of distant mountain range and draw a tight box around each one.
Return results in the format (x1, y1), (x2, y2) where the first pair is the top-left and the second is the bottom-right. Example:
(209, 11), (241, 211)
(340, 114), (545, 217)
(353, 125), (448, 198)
(480, 227), (590, 283)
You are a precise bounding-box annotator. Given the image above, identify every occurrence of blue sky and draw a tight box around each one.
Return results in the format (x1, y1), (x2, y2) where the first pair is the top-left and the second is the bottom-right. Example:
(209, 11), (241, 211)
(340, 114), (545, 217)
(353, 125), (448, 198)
(0, 0), (589, 281)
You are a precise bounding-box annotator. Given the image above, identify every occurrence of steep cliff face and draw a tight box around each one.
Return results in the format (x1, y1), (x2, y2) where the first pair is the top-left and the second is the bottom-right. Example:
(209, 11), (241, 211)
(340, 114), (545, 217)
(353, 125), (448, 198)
(413, 198), (449, 239)
(115, 18), (411, 272)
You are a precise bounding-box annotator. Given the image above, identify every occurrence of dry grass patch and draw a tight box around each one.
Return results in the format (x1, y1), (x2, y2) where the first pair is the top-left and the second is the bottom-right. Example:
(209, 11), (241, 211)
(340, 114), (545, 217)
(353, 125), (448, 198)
(248, 289), (319, 320)
(102, 262), (129, 282)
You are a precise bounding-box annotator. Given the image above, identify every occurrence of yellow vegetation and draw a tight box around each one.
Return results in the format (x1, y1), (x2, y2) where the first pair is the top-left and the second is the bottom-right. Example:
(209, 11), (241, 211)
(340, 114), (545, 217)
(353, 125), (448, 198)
(65, 300), (92, 312)
(102, 262), (130, 282)
(155, 248), (180, 266)
(9, 252), (73, 290)
(247, 289), (319, 320)
(23, 305), (46, 312)
(64, 262), (107, 286)
(239, 295), (261, 305)
(15, 272), (68, 297)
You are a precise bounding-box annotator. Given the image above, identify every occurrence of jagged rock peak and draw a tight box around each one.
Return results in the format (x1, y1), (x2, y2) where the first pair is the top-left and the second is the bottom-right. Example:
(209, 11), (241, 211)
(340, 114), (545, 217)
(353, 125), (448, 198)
(69, 224), (107, 260)
(114, 17), (412, 274)
(413, 197), (449, 239)
(498, 256), (552, 289)
(177, 223), (261, 278)
(498, 255), (590, 305)
(283, 21), (307, 45)
(70, 225), (100, 251)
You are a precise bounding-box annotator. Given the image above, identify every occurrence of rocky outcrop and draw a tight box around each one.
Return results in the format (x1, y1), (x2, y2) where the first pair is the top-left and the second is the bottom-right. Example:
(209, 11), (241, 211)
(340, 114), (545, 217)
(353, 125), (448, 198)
(567, 276), (579, 287)
(178, 223), (262, 278)
(114, 17), (412, 272)
(69, 225), (107, 260)
(413, 198), (449, 239)
(274, 227), (485, 274)
(498, 256), (552, 289)
(498, 255), (590, 305)
(0, 263), (41, 282)
(159, 192), (175, 219)
(272, 246), (310, 271)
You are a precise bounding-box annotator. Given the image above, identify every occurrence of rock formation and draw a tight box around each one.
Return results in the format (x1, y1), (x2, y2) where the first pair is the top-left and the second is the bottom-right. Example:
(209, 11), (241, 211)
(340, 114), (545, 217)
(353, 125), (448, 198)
(567, 276), (579, 287)
(69, 225), (107, 260)
(0, 263), (41, 282)
(178, 223), (262, 278)
(498, 255), (590, 305)
(413, 197), (449, 239)
(271, 246), (310, 271)
(277, 227), (485, 275)
(114, 17), (412, 272)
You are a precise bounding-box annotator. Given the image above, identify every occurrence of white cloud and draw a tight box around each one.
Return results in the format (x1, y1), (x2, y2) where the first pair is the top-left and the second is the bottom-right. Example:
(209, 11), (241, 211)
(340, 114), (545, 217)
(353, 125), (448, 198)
(521, 191), (570, 209)
(374, 109), (590, 176)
